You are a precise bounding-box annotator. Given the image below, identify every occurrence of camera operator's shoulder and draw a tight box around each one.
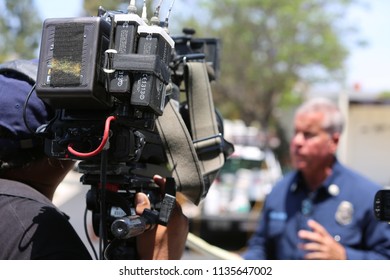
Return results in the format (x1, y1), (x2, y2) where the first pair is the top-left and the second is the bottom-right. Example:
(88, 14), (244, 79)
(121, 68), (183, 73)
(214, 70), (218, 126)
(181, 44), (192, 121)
(0, 59), (38, 85)
(0, 179), (72, 227)
(0, 178), (53, 205)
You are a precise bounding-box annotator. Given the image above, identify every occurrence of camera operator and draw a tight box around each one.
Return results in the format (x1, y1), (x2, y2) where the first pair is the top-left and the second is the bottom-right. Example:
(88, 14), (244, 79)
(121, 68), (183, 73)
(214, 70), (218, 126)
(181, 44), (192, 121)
(0, 59), (188, 260)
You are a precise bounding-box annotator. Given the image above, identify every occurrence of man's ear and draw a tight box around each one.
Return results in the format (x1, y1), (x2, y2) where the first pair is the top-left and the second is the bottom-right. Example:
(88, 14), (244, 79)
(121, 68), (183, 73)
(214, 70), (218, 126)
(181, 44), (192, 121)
(330, 132), (341, 151)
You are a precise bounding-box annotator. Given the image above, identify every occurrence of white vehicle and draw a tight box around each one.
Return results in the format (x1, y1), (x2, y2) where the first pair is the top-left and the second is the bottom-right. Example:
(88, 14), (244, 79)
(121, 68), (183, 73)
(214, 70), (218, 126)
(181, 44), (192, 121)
(202, 144), (282, 216)
(189, 142), (282, 251)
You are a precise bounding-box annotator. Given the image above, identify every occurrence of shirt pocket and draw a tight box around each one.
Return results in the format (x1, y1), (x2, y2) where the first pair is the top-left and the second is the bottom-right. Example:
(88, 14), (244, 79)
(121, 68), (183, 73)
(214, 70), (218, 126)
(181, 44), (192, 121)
(267, 211), (287, 237)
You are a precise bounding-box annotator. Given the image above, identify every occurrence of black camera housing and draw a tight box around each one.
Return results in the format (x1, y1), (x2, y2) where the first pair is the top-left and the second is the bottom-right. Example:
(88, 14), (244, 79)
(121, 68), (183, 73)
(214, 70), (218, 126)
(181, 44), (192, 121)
(172, 28), (220, 78)
(36, 17), (112, 109)
(36, 10), (174, 163)
(374, 189), (390, 221)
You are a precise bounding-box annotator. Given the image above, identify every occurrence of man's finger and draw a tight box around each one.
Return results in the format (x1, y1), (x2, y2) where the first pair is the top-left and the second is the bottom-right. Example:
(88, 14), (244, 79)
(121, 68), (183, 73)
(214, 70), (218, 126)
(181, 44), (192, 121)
(134, 192), (151, 215)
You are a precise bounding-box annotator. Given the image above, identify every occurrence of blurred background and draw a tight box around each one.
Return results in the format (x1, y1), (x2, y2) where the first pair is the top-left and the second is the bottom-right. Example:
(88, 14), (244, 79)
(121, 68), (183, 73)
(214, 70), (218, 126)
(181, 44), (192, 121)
(2, 0), (390, 259)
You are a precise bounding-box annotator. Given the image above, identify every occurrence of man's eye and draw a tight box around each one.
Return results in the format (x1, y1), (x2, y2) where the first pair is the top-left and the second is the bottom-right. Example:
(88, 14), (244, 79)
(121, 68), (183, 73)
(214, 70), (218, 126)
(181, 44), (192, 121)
(303, 132), (315, 139)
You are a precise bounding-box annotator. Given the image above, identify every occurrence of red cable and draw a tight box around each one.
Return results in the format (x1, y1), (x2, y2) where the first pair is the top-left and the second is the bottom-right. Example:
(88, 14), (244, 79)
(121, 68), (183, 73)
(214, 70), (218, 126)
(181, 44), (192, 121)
(67, 116), (117, 158)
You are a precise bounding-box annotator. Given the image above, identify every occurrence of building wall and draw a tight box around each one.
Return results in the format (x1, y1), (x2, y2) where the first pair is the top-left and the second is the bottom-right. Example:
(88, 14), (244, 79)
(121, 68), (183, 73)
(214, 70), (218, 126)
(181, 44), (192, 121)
(339, 102), (390, 187)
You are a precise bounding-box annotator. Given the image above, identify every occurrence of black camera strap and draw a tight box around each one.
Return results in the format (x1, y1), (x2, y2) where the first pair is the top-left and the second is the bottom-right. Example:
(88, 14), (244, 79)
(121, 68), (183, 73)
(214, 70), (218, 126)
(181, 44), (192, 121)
(156, 62), (225, 205)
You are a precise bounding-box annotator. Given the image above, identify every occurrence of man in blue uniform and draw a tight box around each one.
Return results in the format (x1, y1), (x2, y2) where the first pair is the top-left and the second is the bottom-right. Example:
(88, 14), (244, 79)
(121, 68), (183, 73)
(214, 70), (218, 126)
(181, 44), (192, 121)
(242, 97), (390, 259)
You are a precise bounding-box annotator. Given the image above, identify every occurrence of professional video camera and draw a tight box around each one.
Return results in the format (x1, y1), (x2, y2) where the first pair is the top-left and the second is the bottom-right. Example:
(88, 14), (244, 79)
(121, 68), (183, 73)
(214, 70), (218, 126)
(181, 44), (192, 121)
(34, 1), (233, 259)
(374, 190), (390, 222)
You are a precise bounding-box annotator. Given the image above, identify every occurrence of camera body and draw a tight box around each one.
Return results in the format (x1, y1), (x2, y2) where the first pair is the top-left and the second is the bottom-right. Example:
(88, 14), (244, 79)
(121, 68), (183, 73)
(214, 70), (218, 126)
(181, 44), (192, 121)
(34, 5), (230, 259)
(36, 10), (173, 165)
(36, 16), (111, 110)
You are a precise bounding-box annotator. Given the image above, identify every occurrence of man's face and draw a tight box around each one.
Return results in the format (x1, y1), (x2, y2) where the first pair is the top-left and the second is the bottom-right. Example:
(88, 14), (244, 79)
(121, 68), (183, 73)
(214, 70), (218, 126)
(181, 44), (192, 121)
(290, 111), (338, 173)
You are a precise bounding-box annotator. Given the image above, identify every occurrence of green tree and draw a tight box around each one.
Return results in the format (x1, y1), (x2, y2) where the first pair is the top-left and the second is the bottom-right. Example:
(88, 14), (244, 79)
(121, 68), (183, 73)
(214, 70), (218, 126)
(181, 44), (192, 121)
(83, 0), (125, 16)
(189, 0), (359, 131)
(172, 0), (364, 165)
(0, 0), (42, 62)
(82, 0), (158, 17)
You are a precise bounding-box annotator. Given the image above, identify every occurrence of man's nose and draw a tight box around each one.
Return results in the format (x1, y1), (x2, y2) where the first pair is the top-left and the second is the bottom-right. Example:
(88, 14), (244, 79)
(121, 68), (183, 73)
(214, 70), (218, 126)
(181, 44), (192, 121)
(292, 132), (305, 144)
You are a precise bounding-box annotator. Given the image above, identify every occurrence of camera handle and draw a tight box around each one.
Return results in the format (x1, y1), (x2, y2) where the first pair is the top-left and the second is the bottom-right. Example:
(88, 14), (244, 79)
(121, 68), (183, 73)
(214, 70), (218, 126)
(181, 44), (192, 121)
(111, 209), (159, 239)
(110, 190), (176, 239)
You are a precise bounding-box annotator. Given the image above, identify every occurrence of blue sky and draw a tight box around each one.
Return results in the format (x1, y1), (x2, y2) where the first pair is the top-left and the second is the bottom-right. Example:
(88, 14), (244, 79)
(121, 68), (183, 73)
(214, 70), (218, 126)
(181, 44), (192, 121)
(344, 1), (390, 93)
(33, 0), (390, 94)
(34, 0), (83, 18)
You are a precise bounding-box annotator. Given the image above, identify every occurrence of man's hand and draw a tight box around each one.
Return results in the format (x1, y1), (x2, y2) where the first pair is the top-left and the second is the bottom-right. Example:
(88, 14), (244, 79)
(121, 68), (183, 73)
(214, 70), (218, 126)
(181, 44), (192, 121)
(298, 219), (346, 260)
(135, 175), (189, 260)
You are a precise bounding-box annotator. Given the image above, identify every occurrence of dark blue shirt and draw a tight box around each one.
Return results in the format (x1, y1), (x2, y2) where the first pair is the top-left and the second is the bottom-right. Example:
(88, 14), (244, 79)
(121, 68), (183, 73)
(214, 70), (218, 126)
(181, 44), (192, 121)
(242, 159), (390, 260)
(0, 179), (92, 259)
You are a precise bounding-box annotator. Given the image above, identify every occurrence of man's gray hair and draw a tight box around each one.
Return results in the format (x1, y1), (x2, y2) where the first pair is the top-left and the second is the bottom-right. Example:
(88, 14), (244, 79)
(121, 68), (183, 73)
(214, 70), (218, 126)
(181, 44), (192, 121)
(295, 97), (345, 135)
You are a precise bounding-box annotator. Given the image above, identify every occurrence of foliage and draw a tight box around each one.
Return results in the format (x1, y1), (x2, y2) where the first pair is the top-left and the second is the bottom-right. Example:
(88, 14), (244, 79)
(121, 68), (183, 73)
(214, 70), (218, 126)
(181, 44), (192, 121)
(82, 0), (163, 19)
(0, 0), (42, 62)
(184, 0), (358, 131)
(378, 91), (390, 100)
(83, 0), (128, 16)
(170, 0), (363, 165)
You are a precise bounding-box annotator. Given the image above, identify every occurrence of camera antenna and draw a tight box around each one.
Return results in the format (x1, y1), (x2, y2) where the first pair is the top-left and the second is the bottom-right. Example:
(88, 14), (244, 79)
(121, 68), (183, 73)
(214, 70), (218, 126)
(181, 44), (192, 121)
(154, 0), (164, 18)
(142, 0), (149, 24)
(149, 0), (161, 26)
(127, 0), (137, 14)
(163, 0), (175, 31)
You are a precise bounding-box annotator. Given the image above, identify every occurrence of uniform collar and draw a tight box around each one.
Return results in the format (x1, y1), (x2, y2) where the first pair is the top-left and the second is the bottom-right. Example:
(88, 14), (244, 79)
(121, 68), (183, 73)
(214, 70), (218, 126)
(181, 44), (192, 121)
(322, 158), (342, 197)
(290, 157), (342, 198)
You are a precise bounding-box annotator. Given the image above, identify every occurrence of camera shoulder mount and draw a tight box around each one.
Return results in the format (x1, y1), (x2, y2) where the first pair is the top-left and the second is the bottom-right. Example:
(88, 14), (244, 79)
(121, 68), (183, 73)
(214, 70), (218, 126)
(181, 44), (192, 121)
(157, 61), (231, 205)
